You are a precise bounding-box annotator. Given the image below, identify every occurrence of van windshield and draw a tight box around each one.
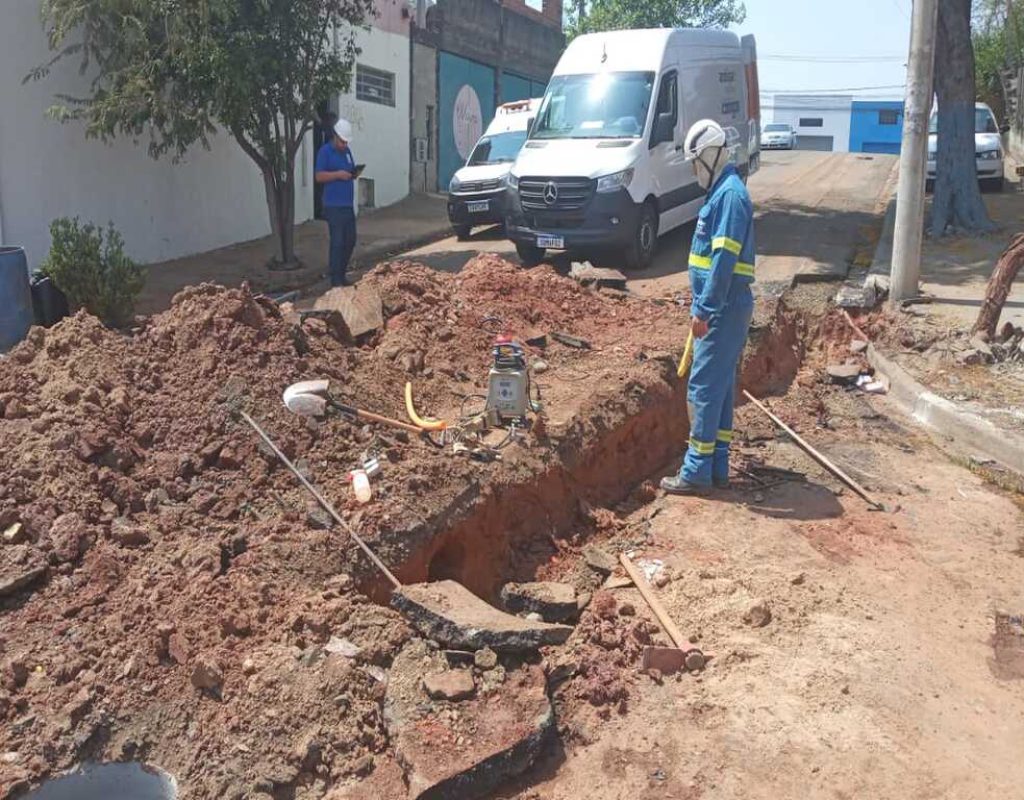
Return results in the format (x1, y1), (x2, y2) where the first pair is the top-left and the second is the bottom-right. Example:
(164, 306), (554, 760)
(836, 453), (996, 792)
(468, 131), (528, 165)
(929, 109), (998, 134)
(531, 72), (656, 140)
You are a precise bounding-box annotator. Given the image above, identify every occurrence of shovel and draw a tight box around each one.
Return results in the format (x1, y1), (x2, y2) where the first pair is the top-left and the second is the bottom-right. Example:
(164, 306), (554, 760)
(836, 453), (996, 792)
(239, 409), (573, 652)
(283, 379), (429, 438)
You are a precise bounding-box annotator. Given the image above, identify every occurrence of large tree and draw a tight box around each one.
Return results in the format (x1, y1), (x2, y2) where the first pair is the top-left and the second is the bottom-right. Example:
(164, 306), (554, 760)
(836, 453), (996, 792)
(32, 0), (374, 267)
(930, 0), (995, 236)
(568, 0), (745, 39)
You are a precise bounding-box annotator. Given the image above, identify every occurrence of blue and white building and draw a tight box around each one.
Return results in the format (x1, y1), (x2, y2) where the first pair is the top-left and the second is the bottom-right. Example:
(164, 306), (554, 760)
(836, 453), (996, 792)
(768, 94), (904, 154)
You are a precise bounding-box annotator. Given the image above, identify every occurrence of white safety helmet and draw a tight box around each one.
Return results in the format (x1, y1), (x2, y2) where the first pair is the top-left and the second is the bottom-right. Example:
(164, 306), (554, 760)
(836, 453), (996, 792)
(685, 119), (728, 191)
(333, 118), (354, 144)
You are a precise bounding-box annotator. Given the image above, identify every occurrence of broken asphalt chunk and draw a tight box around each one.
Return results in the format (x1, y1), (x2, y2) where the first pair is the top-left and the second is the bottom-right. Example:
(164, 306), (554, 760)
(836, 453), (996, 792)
(391, 580), (573, 652)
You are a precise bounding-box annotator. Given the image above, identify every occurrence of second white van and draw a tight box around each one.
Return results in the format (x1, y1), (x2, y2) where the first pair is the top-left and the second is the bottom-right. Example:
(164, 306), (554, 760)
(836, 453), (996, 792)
(506, 28), (761, 269)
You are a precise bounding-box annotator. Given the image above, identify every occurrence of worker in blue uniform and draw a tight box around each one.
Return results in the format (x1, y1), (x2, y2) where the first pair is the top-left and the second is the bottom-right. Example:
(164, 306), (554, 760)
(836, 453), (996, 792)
(662, 119), (756, 496)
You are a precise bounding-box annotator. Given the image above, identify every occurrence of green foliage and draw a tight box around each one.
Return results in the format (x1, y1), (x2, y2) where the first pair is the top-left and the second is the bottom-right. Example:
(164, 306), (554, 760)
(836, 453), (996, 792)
(41, 218), (145, 328)
(567, 0), (745, 41)
(32, 0), (376, 263)
(972, 0), (1024, 119)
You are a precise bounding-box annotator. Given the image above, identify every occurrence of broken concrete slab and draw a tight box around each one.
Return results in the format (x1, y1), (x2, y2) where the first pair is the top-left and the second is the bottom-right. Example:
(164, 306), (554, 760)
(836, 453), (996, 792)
(423, 670), (475, 701)
(827, 363), (863, 385)
(500, 581), (577, 623)
(583, 545), (618, 575)
(314, 283), (384, 339)
(0, 564), (46, 598)
(569, 261), (628, 291)
(386, 640), (554, 800)
(392, 580), (572, 652)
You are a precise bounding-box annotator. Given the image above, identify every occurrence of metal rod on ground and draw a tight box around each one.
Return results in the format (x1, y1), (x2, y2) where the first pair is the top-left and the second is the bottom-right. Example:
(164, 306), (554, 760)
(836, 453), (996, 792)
(889, 0), (938, 304)
(239, 411), (402, 590)
(741, 390), (883, 510)
(619, 553), (688, 650)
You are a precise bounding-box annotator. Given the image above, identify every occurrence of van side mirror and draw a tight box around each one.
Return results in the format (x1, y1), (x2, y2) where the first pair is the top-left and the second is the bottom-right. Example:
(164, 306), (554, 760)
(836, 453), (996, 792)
(652, 112), (675, 147)
(1000, 122), (1011, 134)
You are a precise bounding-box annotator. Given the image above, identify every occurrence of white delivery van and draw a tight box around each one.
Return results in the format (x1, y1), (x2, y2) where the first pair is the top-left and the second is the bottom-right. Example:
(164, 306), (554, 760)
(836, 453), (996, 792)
(506, 29), (761, 269)
(447, 98), (543, 240)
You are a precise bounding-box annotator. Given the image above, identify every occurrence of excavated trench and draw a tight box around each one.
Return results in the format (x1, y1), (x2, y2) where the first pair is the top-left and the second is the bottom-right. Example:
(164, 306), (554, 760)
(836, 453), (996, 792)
(371, 295), (806, 604)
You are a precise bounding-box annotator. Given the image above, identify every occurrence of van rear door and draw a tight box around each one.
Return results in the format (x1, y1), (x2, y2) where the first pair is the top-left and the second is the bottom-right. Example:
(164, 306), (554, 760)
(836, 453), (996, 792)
(742, 34), (761, 175)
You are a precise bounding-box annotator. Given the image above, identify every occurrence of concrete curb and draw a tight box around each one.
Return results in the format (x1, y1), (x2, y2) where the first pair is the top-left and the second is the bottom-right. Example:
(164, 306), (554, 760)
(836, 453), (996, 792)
(862, 338), (1024, 477)
(351, 226), (454, 273)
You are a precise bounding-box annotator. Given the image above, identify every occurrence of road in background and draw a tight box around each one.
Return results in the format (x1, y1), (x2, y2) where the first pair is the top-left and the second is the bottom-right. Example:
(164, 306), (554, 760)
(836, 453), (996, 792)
(400, 151), (897, 298)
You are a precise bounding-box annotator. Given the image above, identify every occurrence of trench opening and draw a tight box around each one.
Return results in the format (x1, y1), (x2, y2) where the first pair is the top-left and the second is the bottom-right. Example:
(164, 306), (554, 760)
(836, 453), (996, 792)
(374, 295), (809, 603)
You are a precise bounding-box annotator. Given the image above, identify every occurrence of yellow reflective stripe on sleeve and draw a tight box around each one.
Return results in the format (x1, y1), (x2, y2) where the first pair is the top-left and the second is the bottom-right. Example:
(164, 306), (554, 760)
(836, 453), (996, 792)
(716, 429), (733, 443)
(688, 437), (716, 456)
(712, 236), (743, 255)
(689, 254), (755, 277)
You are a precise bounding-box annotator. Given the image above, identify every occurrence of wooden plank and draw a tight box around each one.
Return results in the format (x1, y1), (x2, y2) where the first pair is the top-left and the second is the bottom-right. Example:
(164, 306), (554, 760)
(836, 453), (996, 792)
(619, 553), (687, 650)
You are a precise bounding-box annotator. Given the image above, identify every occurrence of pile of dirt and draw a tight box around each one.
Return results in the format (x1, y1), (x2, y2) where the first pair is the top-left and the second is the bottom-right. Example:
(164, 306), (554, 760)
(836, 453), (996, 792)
(0, 255), (687, 798)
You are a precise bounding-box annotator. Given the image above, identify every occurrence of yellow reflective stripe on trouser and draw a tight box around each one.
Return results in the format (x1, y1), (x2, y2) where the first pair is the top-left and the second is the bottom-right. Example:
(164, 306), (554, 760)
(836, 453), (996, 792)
(716, 429), (733, 444)
(712, 236), (742, 255)
(689, 437), (716, 456)
(688, 253), (755, 277)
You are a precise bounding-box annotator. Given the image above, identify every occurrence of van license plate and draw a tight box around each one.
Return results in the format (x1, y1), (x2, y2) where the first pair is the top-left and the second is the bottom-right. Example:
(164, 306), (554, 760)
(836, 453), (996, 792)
(537, 235), (564, 249)
(467, 200), (489, 213)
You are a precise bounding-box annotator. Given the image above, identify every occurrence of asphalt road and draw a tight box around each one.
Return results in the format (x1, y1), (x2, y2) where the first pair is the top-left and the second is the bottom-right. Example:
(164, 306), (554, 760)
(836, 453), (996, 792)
(401, 150), (897, 298)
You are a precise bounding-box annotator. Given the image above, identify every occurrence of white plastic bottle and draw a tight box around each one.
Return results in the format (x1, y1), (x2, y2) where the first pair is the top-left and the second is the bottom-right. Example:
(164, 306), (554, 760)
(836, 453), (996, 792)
(350, 469), (372, 504)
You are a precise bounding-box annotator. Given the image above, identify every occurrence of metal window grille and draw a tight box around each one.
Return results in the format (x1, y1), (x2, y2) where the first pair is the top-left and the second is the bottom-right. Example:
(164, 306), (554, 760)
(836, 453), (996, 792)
(878, 109), (900, 125)
(356, 65), (395, 107)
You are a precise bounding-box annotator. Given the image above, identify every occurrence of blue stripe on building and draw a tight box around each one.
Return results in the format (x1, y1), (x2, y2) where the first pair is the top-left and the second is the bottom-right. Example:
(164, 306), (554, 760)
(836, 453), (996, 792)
(849, 100), (904, 155)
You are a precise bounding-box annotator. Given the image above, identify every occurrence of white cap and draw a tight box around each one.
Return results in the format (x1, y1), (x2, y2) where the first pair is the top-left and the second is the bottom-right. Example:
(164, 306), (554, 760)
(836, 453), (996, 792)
(333, 118), (354, 144)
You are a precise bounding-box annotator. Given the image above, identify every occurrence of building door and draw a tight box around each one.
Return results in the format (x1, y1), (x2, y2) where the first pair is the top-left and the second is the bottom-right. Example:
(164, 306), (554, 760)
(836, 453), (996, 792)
(439, 52), (496, 191)
(795, 135), (834, 152)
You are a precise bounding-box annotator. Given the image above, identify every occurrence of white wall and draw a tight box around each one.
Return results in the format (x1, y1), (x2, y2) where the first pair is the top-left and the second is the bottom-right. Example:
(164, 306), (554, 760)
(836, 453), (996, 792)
(337, 26), (411, 209)
(771, 94), (853, 153)
(0, 1), (313, 270)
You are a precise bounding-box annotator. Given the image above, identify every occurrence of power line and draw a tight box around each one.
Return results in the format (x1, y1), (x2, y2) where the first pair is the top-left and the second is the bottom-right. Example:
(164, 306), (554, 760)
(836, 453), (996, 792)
(762, 84), (906, 93)
(761, 53), (905, 63)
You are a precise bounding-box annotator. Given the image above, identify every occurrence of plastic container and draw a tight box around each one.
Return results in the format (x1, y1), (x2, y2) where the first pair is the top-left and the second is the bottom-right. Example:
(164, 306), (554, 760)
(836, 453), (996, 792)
(350, 469), (372, 504)
(0, 246), (34, 352)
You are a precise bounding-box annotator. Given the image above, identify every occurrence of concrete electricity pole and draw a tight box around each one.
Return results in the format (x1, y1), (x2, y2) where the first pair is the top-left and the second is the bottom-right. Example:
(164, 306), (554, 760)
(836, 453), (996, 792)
(890, 0), (939, 304)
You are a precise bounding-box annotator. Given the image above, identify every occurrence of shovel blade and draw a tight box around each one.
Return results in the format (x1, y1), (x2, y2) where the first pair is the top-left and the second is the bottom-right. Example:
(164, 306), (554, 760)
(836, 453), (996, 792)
(283, 379), (331, 417)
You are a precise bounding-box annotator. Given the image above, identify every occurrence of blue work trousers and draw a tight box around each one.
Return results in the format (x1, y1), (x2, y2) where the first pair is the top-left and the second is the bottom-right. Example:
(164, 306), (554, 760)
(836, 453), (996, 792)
(324, 205), (356, 286)
(679, 302), (754, 486)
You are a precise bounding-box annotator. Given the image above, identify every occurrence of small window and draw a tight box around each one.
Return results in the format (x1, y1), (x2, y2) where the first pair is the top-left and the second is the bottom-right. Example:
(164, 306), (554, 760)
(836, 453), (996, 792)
(879, 109), (900, 125)
(655, 73), (678, 120)
(799, 117), (824, 128)
(356, 65), (396, 107)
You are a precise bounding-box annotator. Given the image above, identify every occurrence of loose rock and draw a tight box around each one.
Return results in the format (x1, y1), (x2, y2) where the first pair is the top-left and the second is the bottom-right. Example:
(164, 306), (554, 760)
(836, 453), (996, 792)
(423, 670), (475, 702)
(743, 599), (773, 628)
(191, 655), (225, 696)
(583, 546), (618, 575)
(474, 648), (498, 671)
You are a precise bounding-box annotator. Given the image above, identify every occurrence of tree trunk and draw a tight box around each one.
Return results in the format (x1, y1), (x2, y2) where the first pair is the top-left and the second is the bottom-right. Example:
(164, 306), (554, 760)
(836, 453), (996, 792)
(972, 232), (1024, 337)
(261, 165), (297, 266)
(930, 0), (996, 236)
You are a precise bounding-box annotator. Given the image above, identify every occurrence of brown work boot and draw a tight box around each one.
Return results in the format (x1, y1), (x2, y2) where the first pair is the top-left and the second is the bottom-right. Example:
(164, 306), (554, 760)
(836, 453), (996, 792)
(660, 476), (711, 496)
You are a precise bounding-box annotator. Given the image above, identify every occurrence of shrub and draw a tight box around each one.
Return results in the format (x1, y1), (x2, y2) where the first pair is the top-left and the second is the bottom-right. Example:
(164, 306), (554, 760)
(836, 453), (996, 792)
(41, 217), (145, 327)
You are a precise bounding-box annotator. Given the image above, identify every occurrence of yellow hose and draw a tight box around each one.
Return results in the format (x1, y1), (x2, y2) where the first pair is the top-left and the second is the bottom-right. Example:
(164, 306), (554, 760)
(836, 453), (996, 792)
(676, 331), (694, 379)
(405, 382), (447, 431)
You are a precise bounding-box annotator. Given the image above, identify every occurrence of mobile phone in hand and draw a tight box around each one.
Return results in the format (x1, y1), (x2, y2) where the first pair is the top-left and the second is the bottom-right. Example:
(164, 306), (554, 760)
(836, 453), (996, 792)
(353, 164), (366, 177)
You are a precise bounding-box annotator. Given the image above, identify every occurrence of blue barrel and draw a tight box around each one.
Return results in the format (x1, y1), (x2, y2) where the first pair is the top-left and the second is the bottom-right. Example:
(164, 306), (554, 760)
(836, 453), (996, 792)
(0, 246), (34, 352)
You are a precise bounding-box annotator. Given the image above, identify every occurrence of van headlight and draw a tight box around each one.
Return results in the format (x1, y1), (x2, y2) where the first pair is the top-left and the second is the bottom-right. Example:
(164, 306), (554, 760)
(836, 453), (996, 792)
(449, 176), (462, 193)
(596, 168), (634, 193)
(979, 148), (1002, 161)
(506, 173), (519, 189)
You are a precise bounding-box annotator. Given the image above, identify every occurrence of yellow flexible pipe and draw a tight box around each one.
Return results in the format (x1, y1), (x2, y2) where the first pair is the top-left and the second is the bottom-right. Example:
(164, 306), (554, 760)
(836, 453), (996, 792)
(676, 331), (694, 379)
(405, 382), (447, 431)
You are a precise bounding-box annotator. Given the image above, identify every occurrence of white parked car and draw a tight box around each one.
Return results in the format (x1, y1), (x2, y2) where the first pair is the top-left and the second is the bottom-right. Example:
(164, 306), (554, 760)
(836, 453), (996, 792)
(760, 122), (796, 150)
(927, 102), (1005, 192)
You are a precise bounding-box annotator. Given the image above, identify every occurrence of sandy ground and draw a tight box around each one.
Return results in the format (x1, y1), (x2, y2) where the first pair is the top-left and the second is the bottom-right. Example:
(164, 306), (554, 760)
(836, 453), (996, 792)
(498, 309), (1024, 800)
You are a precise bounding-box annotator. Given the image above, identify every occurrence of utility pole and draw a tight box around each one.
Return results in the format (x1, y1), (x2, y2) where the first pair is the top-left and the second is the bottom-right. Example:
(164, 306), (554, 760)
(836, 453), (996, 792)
(890, 0), (939, 304)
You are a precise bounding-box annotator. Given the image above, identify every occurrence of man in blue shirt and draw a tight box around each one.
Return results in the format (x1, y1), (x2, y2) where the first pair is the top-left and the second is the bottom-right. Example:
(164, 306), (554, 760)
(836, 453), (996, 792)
(315, 118), (358, 287)
(662, 119), (756, 496)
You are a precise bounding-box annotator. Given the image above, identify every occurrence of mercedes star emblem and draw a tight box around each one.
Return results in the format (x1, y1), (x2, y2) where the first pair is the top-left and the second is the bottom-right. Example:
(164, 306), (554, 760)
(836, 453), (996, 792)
(543, 182), (559, 205)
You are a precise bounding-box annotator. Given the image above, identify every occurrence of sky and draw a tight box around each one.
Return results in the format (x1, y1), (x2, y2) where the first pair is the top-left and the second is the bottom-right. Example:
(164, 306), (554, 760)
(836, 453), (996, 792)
(730, 0), (914, 110)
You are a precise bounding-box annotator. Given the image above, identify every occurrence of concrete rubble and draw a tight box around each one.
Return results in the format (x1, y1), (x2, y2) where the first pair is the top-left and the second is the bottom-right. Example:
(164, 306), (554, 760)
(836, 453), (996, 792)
(385, 640), (554, 800)
(500, 581), (578, 622)
(392, 580), (574, 652)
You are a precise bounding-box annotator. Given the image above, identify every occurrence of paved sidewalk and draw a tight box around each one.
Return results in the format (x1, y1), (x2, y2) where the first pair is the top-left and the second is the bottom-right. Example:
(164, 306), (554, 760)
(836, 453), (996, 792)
(136, 193), (450, 314)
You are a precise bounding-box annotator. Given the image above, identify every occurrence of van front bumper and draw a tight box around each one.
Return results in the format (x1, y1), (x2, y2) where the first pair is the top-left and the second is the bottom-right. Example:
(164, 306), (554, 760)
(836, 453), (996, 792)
(505, 188), (640, 250)
(447, 190), (507, 226)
